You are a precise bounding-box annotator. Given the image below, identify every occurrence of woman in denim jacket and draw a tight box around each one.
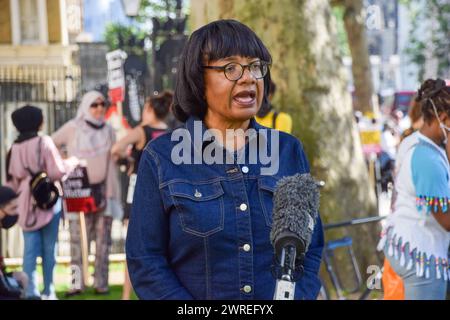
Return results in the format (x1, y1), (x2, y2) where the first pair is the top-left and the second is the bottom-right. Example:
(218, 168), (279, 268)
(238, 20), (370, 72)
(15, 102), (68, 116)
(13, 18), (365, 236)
(126, 19), (324, 300)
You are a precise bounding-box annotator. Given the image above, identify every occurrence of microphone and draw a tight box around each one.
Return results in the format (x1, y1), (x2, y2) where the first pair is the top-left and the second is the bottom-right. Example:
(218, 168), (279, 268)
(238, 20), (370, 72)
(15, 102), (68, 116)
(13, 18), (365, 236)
(270, 173), (320, 300)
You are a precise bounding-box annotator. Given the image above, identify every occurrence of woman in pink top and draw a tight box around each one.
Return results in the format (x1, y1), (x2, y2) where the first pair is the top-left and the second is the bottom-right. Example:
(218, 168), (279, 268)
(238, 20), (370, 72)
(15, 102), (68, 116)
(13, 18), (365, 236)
(6, 105), (66, 300)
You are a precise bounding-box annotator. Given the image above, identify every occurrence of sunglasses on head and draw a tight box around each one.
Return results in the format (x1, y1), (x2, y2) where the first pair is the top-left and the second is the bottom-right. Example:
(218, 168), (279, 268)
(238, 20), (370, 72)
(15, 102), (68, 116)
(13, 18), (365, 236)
(90, 101), (106, 108)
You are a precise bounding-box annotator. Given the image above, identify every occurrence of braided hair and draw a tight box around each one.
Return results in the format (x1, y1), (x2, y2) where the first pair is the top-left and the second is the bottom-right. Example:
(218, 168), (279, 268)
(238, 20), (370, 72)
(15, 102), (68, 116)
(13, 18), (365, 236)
(416, 78), (450, 124)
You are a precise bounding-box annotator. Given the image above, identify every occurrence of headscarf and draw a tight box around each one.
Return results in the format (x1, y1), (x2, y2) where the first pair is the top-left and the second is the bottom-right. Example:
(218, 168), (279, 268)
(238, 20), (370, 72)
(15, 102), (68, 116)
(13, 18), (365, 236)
(11, 105), (43, 141)
(76, 90), (106, 126)
(73, 91), (113, 158)
(7, 106), (43, 181)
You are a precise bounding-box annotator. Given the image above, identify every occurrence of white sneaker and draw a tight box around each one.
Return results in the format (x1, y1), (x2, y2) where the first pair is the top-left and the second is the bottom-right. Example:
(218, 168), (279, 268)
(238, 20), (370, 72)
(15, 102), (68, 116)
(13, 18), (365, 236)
(41, 293), (58, 300)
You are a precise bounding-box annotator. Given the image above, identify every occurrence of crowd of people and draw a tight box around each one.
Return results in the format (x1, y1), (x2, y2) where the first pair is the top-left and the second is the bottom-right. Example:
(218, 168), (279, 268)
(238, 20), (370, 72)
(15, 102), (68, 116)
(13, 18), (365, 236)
(0, 87), (174, 299)
(0, 18), (449, 301)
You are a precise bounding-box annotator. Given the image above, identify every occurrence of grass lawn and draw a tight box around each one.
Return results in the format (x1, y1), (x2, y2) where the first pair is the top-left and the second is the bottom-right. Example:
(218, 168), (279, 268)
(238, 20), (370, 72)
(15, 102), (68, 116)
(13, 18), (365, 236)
(56, 284), (138, 300)
(9, 261), (138, 300)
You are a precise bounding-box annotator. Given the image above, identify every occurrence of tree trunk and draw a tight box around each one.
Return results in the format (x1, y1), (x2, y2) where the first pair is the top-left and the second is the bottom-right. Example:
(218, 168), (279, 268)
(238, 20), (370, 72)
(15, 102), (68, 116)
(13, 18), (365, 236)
(341, 0), (375, 114)
(190, 0), (380, 297)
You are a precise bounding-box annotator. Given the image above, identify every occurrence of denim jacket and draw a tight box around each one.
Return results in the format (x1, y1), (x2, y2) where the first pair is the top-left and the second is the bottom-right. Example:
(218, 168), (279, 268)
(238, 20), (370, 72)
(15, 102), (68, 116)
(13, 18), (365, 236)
(126, 116), (324, 300)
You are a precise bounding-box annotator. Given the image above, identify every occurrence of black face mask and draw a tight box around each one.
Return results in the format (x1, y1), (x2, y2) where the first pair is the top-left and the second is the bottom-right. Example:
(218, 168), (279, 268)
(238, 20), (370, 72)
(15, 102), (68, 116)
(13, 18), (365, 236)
(85, 120), (105, 130)
(0, 215), (18, 229)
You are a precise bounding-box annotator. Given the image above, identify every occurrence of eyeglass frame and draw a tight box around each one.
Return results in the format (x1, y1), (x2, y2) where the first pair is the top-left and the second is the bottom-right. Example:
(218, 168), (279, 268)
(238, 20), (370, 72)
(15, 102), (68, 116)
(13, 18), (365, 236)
(90, 101), (106, 109)
(202, 60), (271, 81)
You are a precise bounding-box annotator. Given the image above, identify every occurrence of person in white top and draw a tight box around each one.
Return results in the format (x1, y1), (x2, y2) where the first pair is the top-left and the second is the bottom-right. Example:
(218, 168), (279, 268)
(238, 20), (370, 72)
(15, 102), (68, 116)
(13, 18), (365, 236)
(378, 78), (450, 300)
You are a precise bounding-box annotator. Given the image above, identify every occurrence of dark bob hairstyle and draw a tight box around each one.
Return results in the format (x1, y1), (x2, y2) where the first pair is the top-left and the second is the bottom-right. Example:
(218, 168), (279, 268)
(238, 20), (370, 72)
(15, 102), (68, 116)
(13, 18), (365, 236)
(172, 19), (272, 122)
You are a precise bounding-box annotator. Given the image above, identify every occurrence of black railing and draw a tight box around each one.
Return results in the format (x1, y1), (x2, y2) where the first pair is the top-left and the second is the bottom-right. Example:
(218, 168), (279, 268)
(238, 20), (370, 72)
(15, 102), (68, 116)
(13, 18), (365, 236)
(0, 64), (80, 103)
(0, 64), (81, 133)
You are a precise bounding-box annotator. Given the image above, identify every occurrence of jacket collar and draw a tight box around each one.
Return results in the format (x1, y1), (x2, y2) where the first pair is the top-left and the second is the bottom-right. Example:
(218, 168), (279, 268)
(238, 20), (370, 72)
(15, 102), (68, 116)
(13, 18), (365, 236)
(184, 116), (266, 160)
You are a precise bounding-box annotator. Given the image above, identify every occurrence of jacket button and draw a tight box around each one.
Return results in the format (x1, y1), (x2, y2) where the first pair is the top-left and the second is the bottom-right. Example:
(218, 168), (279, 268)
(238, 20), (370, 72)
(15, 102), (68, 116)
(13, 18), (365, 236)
(194, 189), (202, 198)
(239, 203), (247, 211)
(242, 285), (252, 293)
(243, 244), (251, 252)
(241, 166), (249, 174)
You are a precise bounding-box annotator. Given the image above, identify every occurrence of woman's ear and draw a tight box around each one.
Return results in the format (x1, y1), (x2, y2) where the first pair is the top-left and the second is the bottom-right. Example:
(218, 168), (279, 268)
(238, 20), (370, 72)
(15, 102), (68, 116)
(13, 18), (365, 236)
(439, 112), (448, 123)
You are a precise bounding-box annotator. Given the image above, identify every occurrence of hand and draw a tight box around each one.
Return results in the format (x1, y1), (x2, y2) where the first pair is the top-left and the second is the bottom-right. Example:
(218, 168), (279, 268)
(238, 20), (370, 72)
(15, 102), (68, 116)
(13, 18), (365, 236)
(62, 156), (80, 174)
(111, 144), (125, 160)
(65, 156), (80, 166)
(127, 161), (135, 176)
(111, 153), (120, 163)
(111, 144), (119, 157)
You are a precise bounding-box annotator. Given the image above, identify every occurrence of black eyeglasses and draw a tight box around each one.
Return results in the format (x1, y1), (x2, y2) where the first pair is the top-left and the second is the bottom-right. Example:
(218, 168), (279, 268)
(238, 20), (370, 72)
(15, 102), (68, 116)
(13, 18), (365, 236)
(203, 60), (270, 81)
(90, 101), (106, 108)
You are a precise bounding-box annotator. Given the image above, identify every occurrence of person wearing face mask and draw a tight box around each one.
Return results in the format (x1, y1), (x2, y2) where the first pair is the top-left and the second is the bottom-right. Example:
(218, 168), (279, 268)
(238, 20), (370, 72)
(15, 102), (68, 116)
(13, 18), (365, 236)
(0, 186), (29, 300)
(52, 91), (121, 296)
(0, 186), (19, 229)
(377, 78), (450, 300)
(126, 19), (324, 300)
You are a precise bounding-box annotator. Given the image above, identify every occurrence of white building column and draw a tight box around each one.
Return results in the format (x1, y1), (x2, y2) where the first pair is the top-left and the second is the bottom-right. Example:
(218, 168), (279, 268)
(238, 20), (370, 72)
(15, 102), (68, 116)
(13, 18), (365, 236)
(37, 0), (48, 45)
(59, 0), (69, 45)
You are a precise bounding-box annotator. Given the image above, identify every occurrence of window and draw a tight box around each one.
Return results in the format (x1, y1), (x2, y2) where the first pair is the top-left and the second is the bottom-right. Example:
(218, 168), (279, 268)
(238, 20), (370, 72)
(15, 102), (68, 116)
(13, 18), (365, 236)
(19, 0), (40, 43)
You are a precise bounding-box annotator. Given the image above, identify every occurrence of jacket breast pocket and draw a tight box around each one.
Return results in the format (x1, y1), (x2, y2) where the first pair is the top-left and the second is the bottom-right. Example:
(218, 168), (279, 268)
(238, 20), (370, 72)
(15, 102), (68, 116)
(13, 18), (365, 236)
(258, 176), (279, 227)
(168, 181), (225, 237)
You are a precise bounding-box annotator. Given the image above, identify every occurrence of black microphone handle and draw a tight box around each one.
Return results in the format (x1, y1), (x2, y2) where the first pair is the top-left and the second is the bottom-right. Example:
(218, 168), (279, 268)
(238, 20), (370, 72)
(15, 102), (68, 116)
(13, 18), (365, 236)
(274, 233), (306, 263)
(274, 245), (298, 300)
(281, 245), (296, 279)
(276, 238), (307, 282)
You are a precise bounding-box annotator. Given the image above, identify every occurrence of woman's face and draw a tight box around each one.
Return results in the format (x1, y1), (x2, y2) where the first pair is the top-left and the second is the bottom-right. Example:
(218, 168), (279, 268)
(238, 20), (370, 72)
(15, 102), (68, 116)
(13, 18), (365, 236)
(89, 97), (106, 121)
(437, 112), (450, 143)
(0, 198), (18, 216)
(203, 55), (265, 123)
(142, 102), (154, 122)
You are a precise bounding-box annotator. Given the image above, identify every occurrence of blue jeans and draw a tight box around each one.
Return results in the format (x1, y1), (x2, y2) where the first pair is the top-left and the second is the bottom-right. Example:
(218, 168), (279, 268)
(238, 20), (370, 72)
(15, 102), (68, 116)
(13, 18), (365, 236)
(384, 243), (447, 300)
(22, 200), (61, 297)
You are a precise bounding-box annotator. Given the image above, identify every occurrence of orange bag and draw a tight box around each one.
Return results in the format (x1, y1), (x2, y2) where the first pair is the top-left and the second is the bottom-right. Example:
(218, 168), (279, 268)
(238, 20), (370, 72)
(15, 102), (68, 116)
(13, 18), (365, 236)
(382, 258), (404, 300)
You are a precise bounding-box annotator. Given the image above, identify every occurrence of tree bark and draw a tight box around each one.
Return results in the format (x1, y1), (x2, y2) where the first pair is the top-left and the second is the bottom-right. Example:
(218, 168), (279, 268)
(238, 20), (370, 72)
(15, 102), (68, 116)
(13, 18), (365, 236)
(190, 0), (380, 296)
(341, 0), (375, 114)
